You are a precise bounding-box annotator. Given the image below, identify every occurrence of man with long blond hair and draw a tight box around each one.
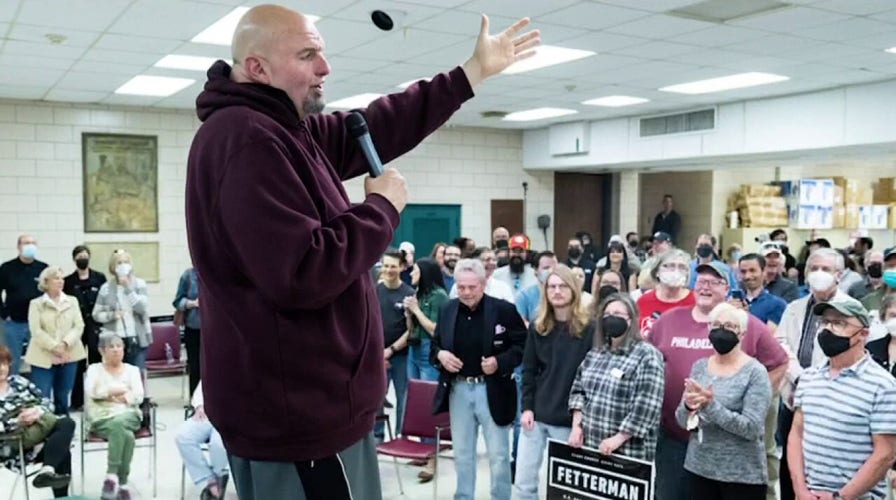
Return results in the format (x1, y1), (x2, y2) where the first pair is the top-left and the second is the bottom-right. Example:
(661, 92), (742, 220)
(515, 265), (595, 500)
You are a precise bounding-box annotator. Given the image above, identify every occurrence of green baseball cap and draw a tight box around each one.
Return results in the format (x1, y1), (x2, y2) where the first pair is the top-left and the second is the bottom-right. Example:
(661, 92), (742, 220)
(812, 298), (870, 327)
(696, 261), (729, 283)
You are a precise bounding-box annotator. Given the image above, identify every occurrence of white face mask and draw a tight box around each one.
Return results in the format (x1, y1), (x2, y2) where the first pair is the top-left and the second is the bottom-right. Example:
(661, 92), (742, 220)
(807, 270), (836, 292)
(115, 263), (132, 278)
(885, 318), (896, 335)
(658, 270), (686, 288)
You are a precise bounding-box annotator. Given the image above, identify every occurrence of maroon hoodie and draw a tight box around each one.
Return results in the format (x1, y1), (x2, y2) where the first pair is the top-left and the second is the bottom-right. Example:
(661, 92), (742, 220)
(186, 61), (473, 461)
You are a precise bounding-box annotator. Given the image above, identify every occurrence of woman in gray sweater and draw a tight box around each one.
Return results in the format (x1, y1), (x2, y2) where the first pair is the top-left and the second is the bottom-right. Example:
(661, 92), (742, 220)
(676, 302), (771, 499)
(514, 265), (595, 500)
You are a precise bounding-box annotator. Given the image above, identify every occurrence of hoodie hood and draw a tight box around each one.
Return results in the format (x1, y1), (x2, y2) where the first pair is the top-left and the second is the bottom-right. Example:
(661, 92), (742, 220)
(196, 60), (301, 129)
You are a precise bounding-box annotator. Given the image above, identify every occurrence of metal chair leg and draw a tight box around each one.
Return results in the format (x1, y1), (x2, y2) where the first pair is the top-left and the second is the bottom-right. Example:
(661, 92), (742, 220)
(80, 412), (86, 495)
(434, 429), (441, 500)
(16, 435), (30, 500)
(152, 406), (158, 498)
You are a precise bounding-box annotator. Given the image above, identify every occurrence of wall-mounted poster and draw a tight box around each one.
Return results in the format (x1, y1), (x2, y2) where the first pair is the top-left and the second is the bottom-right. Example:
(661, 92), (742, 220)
(85, 242), (160, 283)
(82, 133), (158, 232)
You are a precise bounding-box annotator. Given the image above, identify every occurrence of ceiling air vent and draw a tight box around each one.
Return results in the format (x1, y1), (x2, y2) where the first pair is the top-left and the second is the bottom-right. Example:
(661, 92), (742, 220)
(639, 108), (715, 137)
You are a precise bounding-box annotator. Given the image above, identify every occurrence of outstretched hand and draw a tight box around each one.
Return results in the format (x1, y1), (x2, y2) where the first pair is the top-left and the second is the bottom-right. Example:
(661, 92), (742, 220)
(462, 15), (541, 87)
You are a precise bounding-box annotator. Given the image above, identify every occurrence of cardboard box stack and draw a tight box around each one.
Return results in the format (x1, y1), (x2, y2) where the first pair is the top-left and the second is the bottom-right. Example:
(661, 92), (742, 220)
(872, 177), (896, 229)
(732, 184), (788, 228)
(776, 179), (835, 229)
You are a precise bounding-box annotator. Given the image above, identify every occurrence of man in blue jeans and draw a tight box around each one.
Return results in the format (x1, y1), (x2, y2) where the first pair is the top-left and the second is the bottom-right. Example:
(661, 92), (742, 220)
(375, 252), (414, 442)
(0, 234), (48, 375)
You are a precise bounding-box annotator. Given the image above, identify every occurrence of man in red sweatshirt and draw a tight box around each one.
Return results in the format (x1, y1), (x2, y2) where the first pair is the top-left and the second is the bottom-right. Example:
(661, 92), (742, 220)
(185, 4), (539, 500)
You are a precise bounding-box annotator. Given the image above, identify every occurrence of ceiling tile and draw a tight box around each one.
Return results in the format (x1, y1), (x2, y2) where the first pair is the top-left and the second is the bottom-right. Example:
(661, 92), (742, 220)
(80, 48), (167, 67)
(326, 55), (395, 74)
(592, 0), (706, 13)
(791, 17), (894, 42)
(0, 1), (19, 23)
(7, 23), (100, 47)
(869, 9), (896, 23)
(557, 32), (649, 53)
(670, 25), (769, 47)
(52, 71), (131, 92)
(458, 0), (582, 20)
(813, 0), (896, 15)
(728, 6), (851, 31)
(667, 48), (759, 66)
(314, 18), (393, 54)
(712, 55), (802, 73)
(44, 89), (108, 103)
(0, 67), (64, 86)
(845, 32), (896, 51)
(16, 0), (128, 31)
(328, 0), (443, 27)
(0, 53), (75, 71)
(339, 29), (467, 62)
(168, 42), (232, 60)
(0, 85), (46, 99)
(101, 94), (168, 107)
(538, 3), (649, 30)
(723, 34), (825, 56)
(108, 0), (233, 39)
(93, 34), (181, 54)
(410, 9), (516, 36)
(606, 14), (715, 39)
(610, 40), (703, 59)
(2, 39), (86, 59)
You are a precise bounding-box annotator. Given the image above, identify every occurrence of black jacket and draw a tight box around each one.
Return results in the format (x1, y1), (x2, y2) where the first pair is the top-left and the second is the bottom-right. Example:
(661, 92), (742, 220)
(430, 295), (526, 426)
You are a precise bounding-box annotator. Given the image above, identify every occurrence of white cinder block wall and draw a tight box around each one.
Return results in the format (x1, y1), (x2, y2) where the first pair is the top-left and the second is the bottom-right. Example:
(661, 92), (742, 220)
(0, 100), (548, 315)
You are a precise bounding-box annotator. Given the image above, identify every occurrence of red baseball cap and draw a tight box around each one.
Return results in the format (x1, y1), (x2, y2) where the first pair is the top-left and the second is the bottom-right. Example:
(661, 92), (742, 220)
(509, 234), (530, 250)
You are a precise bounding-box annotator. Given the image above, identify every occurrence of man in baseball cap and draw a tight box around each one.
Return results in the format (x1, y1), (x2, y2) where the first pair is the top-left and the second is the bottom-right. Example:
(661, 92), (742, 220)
(761, 241), (799, 303)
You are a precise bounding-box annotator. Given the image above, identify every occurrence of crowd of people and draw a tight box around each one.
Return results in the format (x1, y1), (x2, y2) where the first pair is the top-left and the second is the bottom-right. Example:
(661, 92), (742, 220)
(375, 222), (896, 500)
(0, 236), (221, 500)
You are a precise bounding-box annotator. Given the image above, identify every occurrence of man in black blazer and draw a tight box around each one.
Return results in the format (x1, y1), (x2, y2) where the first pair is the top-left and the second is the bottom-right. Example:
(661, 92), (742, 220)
(430, 259), (526, 500)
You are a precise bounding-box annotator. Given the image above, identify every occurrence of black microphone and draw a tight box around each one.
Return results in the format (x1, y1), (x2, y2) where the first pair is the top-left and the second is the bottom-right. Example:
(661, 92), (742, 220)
(345, 111), (384, 177)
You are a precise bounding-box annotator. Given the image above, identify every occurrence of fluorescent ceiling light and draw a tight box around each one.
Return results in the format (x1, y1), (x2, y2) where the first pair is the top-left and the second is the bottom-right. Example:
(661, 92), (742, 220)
(193, 6), (320, 45)
(115, 75), (195, 97)
(503, 107), (577, 122)
(155, 55), (220, 71)
(660, 72), (789, 94)
(397, 77), (431, 89)
(502, 45), (595, 75)
(582, 95), (649, 107)
(327, 93), (383, 109)
(886, 47), (896, 54)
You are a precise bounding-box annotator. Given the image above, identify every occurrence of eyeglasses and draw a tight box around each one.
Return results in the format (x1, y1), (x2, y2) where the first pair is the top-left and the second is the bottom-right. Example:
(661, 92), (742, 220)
(709, 322), (740, 332)
(819, 318), (862, 331)
(546, 283), (571, 291)
(695, 278), (727, 288)
(660, 262), (689, 271)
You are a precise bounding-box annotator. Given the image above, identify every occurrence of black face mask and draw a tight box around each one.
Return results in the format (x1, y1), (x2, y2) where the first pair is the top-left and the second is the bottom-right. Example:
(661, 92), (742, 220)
(628, 240), (638, 248)
(709, 328), (739, 355)
(75, 258), (90, 270)
(601, 316), (629, 338)
(509, 256), (525, 274)
(779, 244), (790, 255)
(598, 285), (618, 302)
(568, 247), (582, 259)
(497, 257), (509, 268)
(696, 245), (714, 259)
(817, 328), (857, 358)
(867, 262), (883, 279)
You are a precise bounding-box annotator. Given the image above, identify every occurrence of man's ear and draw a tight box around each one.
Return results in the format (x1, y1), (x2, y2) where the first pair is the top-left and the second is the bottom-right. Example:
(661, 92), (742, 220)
(241, 55), (271, 84)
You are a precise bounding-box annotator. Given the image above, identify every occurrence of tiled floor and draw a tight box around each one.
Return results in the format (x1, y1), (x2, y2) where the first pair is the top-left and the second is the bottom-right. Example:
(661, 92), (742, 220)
(1, 376), (518, 500)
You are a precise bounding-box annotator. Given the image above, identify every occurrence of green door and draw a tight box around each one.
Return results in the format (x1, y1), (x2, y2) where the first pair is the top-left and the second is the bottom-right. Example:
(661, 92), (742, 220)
(392, 204), (461, 258)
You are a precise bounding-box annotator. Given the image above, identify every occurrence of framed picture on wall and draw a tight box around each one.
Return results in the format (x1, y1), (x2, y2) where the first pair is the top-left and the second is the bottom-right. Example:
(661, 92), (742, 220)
(82, 133), (158, 232)
(84, 241), (160, 283)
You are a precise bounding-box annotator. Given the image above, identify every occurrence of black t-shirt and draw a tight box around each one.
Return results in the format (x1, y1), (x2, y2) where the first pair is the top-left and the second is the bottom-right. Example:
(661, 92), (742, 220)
(0, 258), (48, 321)
(63, 269), (108, 327)
(455, 302), (485, 377)
(376, 281), (415, 355)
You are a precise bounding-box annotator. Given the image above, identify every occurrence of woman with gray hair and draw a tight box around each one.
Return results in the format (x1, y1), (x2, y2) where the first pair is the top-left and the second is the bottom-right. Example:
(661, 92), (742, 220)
(85, 332), (145, 500)
(25, 266), (87, 415)
(675, 302), (771, 499)
(568, 293), (664, 460)
(92, 249), (152, 376)
(636, 248), (696, 339)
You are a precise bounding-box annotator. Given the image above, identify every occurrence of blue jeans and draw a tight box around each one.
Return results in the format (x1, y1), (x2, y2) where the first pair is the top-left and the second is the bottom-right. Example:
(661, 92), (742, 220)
(655, 429), (690, 500)
(123, 336), (147, 370)
(407, 338), (439, 382)
(376, 353), (408, 438)
(513, 421), (570, 500)
(176, 416), (228, 485)
(4, 320), (30, 375)
(449, 380), (511, 500)
(29, 362), (78, 415)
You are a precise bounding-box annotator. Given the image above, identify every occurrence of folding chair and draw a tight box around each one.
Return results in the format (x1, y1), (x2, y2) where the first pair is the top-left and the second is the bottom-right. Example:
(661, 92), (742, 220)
(145, 322), (188, 401)
(80, 403), (158, 498)
(0, 432), (30, 500)
(376, 379), (451, 499)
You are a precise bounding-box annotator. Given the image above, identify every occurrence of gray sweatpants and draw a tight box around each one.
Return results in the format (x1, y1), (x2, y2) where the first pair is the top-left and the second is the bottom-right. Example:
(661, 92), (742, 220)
(228, 432), (382, 500)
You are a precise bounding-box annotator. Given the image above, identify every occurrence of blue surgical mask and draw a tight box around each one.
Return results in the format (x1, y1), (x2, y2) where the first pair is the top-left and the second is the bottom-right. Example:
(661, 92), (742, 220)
(21, 244), (37, 259)
(540, 269), (551, 283)
(883, 269), (896, 289)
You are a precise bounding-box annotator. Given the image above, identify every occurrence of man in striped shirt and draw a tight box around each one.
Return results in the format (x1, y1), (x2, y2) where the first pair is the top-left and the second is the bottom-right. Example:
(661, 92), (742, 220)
(788, 298), (896, 499)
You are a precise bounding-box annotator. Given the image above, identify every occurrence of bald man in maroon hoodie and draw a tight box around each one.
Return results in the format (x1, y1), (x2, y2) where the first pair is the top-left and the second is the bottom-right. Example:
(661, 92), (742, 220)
(184, 4), (540, 500)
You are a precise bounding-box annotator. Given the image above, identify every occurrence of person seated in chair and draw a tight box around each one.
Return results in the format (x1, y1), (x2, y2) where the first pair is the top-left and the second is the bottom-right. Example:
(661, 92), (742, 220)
(85, 333), (144, 500)
(176, 380), (228, 500)
(0, 345), (75, 497)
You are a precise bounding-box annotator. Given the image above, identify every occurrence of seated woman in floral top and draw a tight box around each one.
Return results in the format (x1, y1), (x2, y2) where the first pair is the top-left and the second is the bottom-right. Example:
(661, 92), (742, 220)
(0, 345), (75, 497)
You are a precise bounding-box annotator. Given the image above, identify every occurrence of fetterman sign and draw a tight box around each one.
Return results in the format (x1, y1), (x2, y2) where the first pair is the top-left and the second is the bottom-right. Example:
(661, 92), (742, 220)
(547, 440), (655, 500)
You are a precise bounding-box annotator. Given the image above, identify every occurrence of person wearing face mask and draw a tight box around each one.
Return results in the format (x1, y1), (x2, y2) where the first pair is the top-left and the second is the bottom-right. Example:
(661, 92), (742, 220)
(775, 247), (853, 500)
(593, 269), (627, 304)
(862, 247), (896, 313)
(649, 262), (788, 500)
(514, 265), (595, 500)
(63, 245), (107, 411)
(566, 237), (596, 293)
(847, 250), (883, 301)
(627, 232), (647, 264)
(637, 249), (697, 340)
(688, 234), (740, 293)
(866, 294), (896, 497)
(568, 293), (664, 461)
(92, 249), (152, 384)
(492, 234), (538, 300)
(788, 299), (896, 500)
(0, 234), (49, 375)
(675, 302), (772, 500)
